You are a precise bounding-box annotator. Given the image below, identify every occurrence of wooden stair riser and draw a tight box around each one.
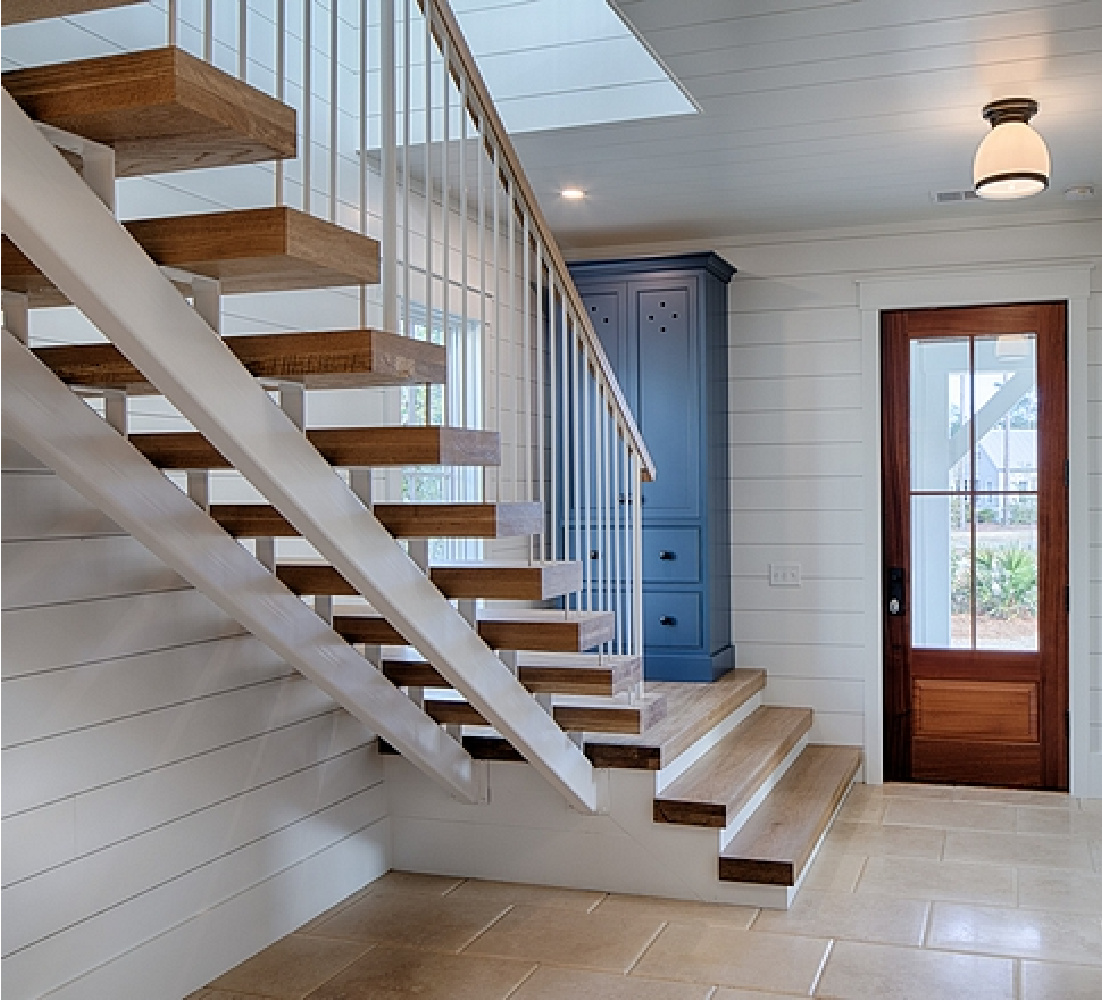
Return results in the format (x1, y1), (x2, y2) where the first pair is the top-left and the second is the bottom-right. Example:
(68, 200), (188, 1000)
(34, 330), (446, 392)
(130, 426), (500, 469)
(652, 707), (813, 829)
(3, 207), (378, 303)
(3, 47), (296, 175)
(278, 561), (580, 601)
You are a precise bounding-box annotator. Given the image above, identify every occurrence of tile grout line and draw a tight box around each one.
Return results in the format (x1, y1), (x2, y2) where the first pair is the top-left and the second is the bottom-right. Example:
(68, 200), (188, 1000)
(500, 961), (541, 999)
(808, 937), (834, 996)
(622, 920), (669, 976)
(456, 903), (515, 954)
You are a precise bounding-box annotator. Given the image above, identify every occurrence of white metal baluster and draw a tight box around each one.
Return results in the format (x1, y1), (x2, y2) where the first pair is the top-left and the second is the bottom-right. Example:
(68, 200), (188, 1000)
(583, 337), (592, 611)
(275, 0), (285, 206)
(506, 175), (515, 500)
(614, 421), (622, 653)
(381, 0), (397, 334)
(547, 273), (558, 562)
(458, 75), (468, 431)
(631, 449), (643, 663)
(203, 0), (213, 62)
(167, 0), (177, 46)
(491, 143), (501, 500)
(329, 0), (338, 223)
(238, 0), (247, 80)
(423, 0), (433, 411)
(560, 290), (570, 570)
(573, 321), (583, 607)
(359, 0), (369, 327)
(441, 30), (451, 429)
(601, 384), (609, 637)
(402, 0), (411, 342)
(522, 214), (530, 516)
(302, 0), (312, 214)
(535, 240), (545, 560)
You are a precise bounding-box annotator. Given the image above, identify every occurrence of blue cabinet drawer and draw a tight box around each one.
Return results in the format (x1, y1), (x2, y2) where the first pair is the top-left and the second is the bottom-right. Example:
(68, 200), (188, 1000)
(644, 591), (702, 648)
(644, 527), (700, 584)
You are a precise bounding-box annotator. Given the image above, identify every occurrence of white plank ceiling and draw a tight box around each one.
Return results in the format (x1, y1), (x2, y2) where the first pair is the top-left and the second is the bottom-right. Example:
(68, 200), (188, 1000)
(501, 0), (1102, 246)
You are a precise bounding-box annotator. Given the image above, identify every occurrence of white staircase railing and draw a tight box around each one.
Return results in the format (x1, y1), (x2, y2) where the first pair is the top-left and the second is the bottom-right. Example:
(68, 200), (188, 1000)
(1, 89), (598, 813)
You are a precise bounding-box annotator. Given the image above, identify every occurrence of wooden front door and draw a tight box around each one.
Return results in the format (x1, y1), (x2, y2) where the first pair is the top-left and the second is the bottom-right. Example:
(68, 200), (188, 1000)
(882, 303), (1068, 789)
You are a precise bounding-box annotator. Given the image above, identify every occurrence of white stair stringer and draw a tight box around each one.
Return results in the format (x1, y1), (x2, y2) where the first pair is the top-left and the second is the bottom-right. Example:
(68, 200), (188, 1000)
(2, 333), (482, 804)
(0, 89), (598, 814)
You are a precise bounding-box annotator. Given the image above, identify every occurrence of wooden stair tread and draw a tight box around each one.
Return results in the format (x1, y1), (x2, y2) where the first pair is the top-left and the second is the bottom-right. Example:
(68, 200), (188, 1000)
(3, 207), (379, 303)
(422, 693), (665, 735)
(336, 609), (615, 652)
(3, 47), (296, 176)
(382, 652), (640, 697)
(279, 560), (579, 600)
(3, 0), (140, 26)
(653, 707), (813, 828)
(582, 669), (768, 770)
(130, 426), (499, 469)
(33, 329), (446, 392)
(213, 501), (538, 538)
(720, 745), (862, 886)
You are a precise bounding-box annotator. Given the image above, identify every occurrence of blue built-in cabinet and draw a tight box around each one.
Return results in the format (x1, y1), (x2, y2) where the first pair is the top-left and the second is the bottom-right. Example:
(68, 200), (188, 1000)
(568, 252), (736, 682)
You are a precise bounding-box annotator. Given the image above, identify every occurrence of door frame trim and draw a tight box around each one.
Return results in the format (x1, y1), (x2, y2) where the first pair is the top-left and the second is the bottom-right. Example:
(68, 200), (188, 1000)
(857, 264), (1093, 793)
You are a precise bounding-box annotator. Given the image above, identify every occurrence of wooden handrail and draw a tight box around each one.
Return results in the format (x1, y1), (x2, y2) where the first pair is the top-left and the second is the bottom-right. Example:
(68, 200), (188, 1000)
(426, 0), (656, 482)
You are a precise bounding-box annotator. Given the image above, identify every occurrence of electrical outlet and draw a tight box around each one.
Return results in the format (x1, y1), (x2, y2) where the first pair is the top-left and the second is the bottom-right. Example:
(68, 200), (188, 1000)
(769, 562), (801, 587)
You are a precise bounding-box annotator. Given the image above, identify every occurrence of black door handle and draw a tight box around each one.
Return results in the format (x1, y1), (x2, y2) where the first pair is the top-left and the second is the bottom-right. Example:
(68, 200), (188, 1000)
(887, 567), (906, 616)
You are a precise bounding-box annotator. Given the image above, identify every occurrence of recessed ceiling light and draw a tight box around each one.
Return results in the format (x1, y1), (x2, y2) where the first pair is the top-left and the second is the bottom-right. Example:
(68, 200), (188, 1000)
(560, 188), (586, 200)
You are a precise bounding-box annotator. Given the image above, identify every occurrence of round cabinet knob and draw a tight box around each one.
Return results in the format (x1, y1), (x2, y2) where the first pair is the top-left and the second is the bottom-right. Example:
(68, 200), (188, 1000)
(658, 550), (675, 561)
(659, 615), (677, 627)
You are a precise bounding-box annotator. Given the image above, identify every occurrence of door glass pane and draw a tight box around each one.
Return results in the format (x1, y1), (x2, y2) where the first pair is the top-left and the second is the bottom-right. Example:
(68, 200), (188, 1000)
(910, 338), (971, 492)
(976, 494), (1038, 651)
(974, 334), (1037, 495)
(912, 494), (972, 649)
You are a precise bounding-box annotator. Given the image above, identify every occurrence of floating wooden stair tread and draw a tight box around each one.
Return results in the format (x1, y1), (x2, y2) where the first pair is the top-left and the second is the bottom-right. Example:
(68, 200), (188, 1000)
(3, 207), (379, 302)
(3, 0), (140, 26)
(33, 329), (446, 393)
(3, 47), (296, 176)
(279, 560), (580, 600)
(382, 651), (640, 697)
(130, 425), (499, 469)
(336, 608), (615, 652)
(653, 706), (812, 828)
(422, 693), (665, 735)
(720, 745), (861, 886)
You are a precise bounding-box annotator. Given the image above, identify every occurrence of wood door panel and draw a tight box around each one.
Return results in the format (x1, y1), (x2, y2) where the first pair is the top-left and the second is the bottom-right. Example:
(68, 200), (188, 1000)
(913, 679), (1039, 742)
(913, 739), (1042, 788)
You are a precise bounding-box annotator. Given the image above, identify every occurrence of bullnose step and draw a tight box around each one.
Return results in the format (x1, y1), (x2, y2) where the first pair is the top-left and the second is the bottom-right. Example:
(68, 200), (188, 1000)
(3, 47), (297, 175)
(3, 206), (379, 305)
(719, 744), (861, 886)
(3, 1), (140, 26)
(33, 329), (446, 392)
(652, 706), (813, 829)
(129, 425), (500, 469)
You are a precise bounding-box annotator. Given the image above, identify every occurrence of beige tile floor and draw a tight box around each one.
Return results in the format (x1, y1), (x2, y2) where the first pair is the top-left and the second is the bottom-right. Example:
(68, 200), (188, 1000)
(189, 783), (1102, 1000)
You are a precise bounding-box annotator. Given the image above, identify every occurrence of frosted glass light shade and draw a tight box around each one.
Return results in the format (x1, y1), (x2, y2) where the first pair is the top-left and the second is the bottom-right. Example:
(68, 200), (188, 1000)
(974, 120), (1050, 200)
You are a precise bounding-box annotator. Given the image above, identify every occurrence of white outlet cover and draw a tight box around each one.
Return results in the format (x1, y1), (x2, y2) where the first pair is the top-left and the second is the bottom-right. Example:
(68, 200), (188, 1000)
(769, 562), (802, 587)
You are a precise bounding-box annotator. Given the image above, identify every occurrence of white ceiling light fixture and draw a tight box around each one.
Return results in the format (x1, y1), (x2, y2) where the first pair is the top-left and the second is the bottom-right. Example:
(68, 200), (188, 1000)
(973, 98), (1050, 200)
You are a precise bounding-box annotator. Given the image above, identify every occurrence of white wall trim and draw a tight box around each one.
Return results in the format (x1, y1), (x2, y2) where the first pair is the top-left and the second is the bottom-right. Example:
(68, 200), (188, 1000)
(856, 263), (1095, 794)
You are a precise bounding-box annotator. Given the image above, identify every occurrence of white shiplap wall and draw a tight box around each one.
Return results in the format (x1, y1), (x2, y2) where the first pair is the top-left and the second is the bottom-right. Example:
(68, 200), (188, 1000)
(564, 208), (1102, 793)
(1, 441), (389, 1000)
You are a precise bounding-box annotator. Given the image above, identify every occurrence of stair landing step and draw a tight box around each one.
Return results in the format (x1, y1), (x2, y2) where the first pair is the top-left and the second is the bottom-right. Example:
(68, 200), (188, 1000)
(582, 669), (767, 770)
(337, 608), (615, 653)
(34, 329), (446, 393)
(3, 47), (296, 176)
(423, 693), (665, 735)
(383, 651), (640, 697)
(720, 745), (861, 886)
(130, 425), (499, 470)
(3, 207), (378, 304)
(279, 560), (579, 601)
(653, 706), (812, 829)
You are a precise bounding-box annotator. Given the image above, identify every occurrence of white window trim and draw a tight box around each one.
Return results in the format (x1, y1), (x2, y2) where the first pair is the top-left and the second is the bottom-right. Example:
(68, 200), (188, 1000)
(856, 264), (1095, 794)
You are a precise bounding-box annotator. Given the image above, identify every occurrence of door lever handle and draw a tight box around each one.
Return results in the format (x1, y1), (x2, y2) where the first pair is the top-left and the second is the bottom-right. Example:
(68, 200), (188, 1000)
(887, 567), (906, 616)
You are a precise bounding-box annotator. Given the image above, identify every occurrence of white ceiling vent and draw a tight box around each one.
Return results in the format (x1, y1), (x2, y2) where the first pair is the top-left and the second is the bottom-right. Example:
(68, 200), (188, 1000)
(932, 189), (981, 204)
